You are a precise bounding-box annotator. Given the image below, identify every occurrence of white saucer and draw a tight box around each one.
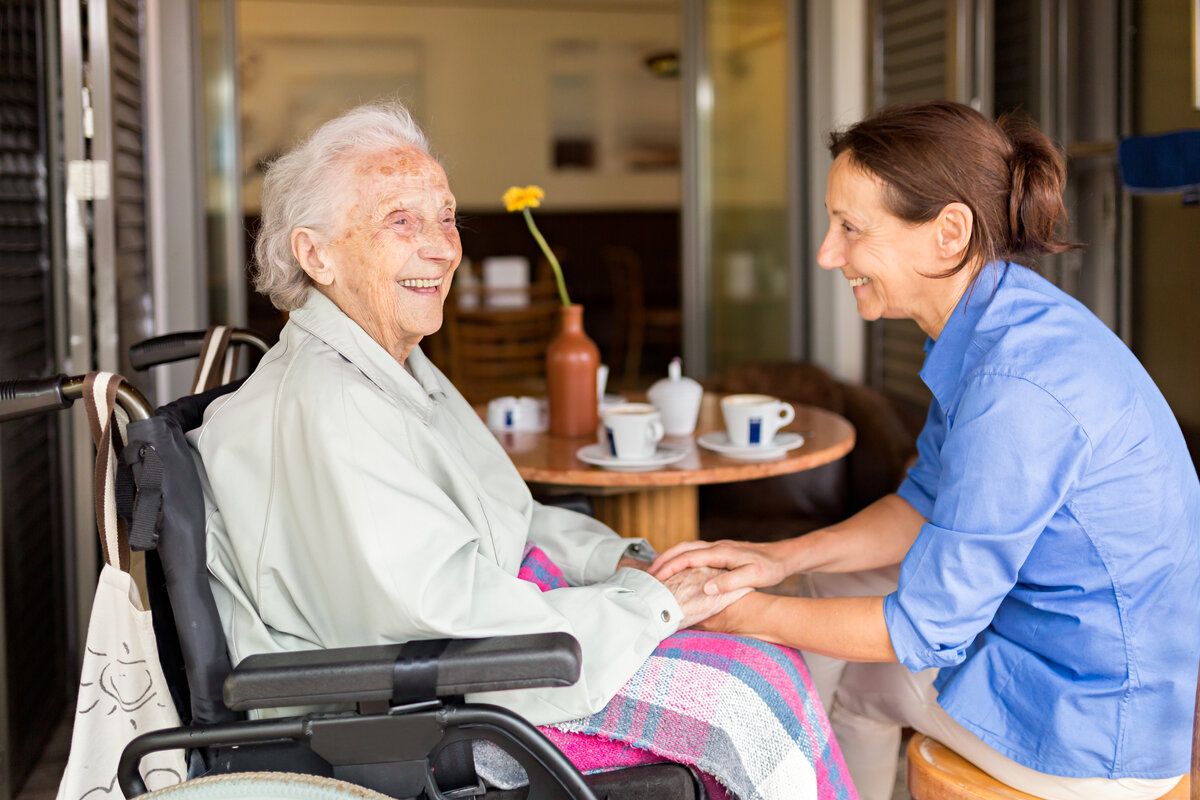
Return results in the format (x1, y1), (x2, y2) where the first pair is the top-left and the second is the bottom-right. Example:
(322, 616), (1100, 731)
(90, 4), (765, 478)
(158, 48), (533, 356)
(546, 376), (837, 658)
(576, 443), (687, 472)
(697, 431), (804, 461)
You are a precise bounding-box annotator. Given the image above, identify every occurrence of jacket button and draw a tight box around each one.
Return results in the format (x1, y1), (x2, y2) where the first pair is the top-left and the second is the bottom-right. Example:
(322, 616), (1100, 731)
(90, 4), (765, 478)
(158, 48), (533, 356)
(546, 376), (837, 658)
(660, 610), (671, 623)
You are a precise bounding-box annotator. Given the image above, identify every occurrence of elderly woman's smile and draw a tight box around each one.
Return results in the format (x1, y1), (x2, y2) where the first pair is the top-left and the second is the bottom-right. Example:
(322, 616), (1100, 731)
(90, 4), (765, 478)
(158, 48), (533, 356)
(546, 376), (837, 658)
(292, 146), (462, 365)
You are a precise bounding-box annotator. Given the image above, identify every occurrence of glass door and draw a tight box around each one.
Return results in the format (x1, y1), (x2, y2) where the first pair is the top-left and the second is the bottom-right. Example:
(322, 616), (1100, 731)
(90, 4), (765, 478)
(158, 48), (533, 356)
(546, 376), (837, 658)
(199, 0), (245, 326)
(683, 0), (805, 377)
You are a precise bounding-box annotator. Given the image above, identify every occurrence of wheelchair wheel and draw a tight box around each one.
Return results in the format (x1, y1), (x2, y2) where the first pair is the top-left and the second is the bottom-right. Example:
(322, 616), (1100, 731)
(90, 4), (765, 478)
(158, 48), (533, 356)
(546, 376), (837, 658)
(142, 771), (394, 800)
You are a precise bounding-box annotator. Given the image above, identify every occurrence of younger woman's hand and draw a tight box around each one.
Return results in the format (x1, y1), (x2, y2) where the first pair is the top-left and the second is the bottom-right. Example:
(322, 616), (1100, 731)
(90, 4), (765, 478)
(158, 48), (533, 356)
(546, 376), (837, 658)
(651, 539), (789, 596)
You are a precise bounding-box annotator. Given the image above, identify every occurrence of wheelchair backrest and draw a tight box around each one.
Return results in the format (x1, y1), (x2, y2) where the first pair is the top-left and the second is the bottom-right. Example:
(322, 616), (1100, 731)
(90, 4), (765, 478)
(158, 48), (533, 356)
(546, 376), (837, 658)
(123, 380), (245, 726)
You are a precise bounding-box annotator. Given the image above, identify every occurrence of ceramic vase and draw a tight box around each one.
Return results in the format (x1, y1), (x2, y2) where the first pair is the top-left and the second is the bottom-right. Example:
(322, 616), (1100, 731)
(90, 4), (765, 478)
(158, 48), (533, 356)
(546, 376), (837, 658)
(546, 304), (599, 437)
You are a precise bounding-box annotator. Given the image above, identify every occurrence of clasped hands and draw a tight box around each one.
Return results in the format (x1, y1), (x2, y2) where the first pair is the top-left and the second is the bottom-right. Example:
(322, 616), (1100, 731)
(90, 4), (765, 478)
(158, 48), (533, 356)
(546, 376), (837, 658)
(622, 540), (788, 631)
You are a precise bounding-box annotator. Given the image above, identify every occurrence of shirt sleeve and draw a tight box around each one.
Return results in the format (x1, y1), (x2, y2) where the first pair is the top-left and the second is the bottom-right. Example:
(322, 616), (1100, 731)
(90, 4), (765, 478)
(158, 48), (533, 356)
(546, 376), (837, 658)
(886, 373), (1092, 673)
(896, 397), (946, 519)
(255, 378), (682, 725)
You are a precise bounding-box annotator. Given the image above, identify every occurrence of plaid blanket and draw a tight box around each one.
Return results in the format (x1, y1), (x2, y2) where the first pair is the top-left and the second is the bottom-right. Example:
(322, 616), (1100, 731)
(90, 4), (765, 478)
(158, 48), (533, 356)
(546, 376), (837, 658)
(518, 544), (858, 800)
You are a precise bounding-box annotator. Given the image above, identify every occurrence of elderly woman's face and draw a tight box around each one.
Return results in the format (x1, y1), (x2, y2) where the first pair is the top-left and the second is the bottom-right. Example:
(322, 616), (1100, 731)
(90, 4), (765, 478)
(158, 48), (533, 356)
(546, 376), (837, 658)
(817, 153), (964, 337)
(315, 147), (461, 361)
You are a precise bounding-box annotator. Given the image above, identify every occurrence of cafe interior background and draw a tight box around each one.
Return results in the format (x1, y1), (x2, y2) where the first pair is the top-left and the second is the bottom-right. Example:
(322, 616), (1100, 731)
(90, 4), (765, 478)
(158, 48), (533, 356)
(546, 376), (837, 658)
(0, 0), (1197, 796)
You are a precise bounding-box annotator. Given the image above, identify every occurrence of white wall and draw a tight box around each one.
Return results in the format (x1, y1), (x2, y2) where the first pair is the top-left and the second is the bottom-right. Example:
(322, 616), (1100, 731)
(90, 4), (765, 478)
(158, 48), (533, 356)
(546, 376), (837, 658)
(805, 0), (868, 384)
(237, 1), (681, 212)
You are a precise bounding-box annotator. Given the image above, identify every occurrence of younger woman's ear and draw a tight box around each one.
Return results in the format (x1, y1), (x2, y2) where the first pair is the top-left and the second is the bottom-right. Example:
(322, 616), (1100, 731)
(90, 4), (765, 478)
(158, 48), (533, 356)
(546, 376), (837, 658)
(292, 227), (335, 286)
(935, 202), (973, 262)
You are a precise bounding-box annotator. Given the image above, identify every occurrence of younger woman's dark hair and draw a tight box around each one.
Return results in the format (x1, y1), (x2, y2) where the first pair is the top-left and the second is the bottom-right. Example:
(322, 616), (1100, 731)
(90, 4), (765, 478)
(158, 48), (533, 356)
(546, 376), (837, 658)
(828, 100), (1080, 278)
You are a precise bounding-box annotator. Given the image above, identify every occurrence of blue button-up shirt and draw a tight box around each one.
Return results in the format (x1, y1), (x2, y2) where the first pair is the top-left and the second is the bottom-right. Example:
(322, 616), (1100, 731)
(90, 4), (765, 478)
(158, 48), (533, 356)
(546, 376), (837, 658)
(887, 262), (1200, 779)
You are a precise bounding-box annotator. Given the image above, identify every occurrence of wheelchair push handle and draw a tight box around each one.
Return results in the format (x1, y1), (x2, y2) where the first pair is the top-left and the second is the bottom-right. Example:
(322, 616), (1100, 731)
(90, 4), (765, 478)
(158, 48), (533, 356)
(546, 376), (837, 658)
(130, 329), (271, 370)
(0, 374), (75, 422)
(0, 375), (153, 423)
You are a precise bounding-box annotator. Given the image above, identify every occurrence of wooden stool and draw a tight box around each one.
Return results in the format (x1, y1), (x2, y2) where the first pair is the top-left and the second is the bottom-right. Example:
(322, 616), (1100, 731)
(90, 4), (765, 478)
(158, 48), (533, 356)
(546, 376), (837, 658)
(906, 734), (1190, 800)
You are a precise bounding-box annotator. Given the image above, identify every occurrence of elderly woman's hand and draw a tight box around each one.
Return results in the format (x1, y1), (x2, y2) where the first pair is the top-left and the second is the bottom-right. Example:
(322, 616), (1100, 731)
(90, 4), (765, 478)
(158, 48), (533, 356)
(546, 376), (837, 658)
(662, 566), (753, 629)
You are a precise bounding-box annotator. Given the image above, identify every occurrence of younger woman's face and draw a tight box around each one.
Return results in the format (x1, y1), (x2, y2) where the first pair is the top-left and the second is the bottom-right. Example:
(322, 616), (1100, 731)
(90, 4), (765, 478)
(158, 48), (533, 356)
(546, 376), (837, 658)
(817, 153), (964, 339)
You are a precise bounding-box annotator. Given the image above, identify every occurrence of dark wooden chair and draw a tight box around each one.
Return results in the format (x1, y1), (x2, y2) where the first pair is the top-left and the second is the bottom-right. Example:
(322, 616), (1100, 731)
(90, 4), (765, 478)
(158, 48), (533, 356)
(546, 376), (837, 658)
(442, 277), (560, 405)
(605, 245), (682, 387)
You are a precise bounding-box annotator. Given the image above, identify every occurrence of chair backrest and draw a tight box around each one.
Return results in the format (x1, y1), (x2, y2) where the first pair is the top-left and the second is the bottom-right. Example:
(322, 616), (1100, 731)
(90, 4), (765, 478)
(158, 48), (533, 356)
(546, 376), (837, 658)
(123, 381), (245, 726)
(604, 245), (682, 385)
(442, 278), (560, 404)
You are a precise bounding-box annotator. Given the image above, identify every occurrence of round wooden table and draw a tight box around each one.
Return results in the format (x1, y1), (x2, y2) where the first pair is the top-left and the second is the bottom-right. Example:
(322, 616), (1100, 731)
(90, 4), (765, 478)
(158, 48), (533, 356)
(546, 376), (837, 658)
(489, 393), (856, 553)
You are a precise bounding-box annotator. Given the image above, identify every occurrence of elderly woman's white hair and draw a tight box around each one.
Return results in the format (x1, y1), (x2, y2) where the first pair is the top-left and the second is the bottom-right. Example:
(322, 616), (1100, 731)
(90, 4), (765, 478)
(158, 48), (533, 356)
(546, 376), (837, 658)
(253, 101), (433, 311)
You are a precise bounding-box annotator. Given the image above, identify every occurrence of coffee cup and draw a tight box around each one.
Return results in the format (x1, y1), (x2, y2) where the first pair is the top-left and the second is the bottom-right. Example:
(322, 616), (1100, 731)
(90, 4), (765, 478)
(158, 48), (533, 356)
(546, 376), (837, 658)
(487, 395), (542, 431)
(601, 403), (665, 460)
(720, 394), (796, 446)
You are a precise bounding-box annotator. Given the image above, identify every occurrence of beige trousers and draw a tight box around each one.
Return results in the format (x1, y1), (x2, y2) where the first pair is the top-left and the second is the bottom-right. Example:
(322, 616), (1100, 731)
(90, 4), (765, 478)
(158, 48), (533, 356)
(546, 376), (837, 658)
(800, 567), (1182, 800)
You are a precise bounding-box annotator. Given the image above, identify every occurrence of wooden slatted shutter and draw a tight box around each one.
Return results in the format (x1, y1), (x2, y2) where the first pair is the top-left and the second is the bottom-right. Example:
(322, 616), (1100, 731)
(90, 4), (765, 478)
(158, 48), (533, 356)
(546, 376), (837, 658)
(90, 0), (155, 386)
(0, 1), (70, 795)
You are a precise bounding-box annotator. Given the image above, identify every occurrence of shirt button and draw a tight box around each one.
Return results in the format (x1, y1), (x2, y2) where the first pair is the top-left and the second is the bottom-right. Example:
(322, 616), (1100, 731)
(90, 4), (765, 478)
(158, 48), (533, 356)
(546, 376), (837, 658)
(660, 610), (671, 623)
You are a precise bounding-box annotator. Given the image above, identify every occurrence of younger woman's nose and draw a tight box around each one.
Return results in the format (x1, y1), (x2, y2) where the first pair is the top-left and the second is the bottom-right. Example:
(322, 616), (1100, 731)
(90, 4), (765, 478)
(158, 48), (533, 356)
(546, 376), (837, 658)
(816, 226), (844, 271)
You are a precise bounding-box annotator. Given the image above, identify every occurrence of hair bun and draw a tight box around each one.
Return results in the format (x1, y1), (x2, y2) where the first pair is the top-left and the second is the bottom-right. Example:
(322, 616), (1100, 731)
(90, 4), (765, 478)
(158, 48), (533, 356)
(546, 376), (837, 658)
(998, 112), (1073, 258)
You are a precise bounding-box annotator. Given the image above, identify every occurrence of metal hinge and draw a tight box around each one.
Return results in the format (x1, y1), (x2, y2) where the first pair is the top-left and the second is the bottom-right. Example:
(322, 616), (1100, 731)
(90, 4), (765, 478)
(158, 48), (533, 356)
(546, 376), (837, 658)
(67, 159), (111, 201)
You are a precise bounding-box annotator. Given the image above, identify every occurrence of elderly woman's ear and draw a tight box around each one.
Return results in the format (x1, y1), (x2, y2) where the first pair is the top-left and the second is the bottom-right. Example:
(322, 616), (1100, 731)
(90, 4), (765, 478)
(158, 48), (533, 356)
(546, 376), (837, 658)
(933, 202), (973, 263)
(292, 226), (336, 287)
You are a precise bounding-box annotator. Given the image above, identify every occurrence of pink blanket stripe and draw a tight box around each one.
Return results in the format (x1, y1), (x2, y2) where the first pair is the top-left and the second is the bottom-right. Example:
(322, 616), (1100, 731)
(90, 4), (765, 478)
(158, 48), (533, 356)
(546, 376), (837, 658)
(518, 543), (858, 800)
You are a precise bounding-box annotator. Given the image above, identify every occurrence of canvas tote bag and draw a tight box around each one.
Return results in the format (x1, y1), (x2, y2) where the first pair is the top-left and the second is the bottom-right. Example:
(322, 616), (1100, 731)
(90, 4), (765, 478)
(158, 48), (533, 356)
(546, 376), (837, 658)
(57, 372), (187, 799)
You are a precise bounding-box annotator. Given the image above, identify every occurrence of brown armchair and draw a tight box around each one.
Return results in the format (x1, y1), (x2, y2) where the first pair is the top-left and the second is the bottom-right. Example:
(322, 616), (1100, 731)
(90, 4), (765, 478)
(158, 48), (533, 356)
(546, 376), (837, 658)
(699, 361), (922, 543)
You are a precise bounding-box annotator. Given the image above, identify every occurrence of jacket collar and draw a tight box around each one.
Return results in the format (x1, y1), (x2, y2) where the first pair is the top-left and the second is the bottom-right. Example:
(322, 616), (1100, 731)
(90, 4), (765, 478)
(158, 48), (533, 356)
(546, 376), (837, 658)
(919, 261), (1009, 409)
(288, 289), (448, 422)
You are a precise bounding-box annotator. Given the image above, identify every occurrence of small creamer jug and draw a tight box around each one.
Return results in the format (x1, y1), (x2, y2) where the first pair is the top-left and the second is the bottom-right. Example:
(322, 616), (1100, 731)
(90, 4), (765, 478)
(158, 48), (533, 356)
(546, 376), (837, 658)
(647, 357), (703, 436)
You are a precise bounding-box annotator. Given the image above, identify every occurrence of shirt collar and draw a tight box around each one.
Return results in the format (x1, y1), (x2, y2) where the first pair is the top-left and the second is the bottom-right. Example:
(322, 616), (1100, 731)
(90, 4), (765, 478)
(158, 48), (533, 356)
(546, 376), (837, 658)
(288, 289), (449, 421)
(919, 262), (1009, 407)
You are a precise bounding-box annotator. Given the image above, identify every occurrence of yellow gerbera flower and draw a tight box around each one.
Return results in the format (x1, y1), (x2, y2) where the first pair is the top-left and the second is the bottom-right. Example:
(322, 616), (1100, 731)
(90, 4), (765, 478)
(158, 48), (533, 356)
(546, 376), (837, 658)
(501, 185), (569, 305)
(503, 185), (546, 212)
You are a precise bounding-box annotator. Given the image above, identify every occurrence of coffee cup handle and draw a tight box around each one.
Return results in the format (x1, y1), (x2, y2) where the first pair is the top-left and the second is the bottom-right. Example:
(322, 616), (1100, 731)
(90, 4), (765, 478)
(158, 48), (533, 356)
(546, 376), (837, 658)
(777, 402), (796, 427)
(648, 420), (665, 445)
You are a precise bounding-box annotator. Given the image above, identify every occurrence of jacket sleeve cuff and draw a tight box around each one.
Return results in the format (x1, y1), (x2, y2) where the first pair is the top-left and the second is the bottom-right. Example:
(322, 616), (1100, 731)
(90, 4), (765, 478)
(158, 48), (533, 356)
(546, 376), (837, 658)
(608, 568), (684, 635)
(884, 591), (968, 672)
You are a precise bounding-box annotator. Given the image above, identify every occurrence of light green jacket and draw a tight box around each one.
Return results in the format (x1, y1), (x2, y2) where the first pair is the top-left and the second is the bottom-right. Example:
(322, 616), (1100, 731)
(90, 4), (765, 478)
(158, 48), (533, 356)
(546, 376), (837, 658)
(194, 290), (682, 724)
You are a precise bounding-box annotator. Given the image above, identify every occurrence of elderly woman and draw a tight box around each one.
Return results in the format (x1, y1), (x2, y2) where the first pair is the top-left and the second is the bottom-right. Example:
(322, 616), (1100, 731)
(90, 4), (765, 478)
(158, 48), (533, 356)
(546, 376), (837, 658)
(653, 101), (1200, 800)
(193, 101), (741, 726)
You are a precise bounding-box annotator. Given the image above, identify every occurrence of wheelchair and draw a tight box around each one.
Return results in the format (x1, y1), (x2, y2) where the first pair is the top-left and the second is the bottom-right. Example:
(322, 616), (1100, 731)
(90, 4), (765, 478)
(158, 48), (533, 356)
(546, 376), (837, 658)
(0, 330), (702, 800)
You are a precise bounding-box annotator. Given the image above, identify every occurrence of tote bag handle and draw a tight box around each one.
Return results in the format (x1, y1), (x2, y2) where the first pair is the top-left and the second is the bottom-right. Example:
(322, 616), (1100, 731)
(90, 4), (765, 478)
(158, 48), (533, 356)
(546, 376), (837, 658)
(190, 326), (239, 395)
(82, 371), (131, 571)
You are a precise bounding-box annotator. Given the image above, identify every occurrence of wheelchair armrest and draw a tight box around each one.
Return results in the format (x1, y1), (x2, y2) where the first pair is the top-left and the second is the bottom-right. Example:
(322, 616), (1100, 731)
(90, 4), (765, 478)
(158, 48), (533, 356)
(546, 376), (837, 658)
(224, 632), (581, 711)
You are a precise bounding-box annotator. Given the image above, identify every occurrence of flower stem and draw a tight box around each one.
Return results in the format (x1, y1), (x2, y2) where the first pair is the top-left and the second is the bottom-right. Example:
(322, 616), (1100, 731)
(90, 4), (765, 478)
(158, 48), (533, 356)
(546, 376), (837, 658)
(523, 208), (571, 306)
